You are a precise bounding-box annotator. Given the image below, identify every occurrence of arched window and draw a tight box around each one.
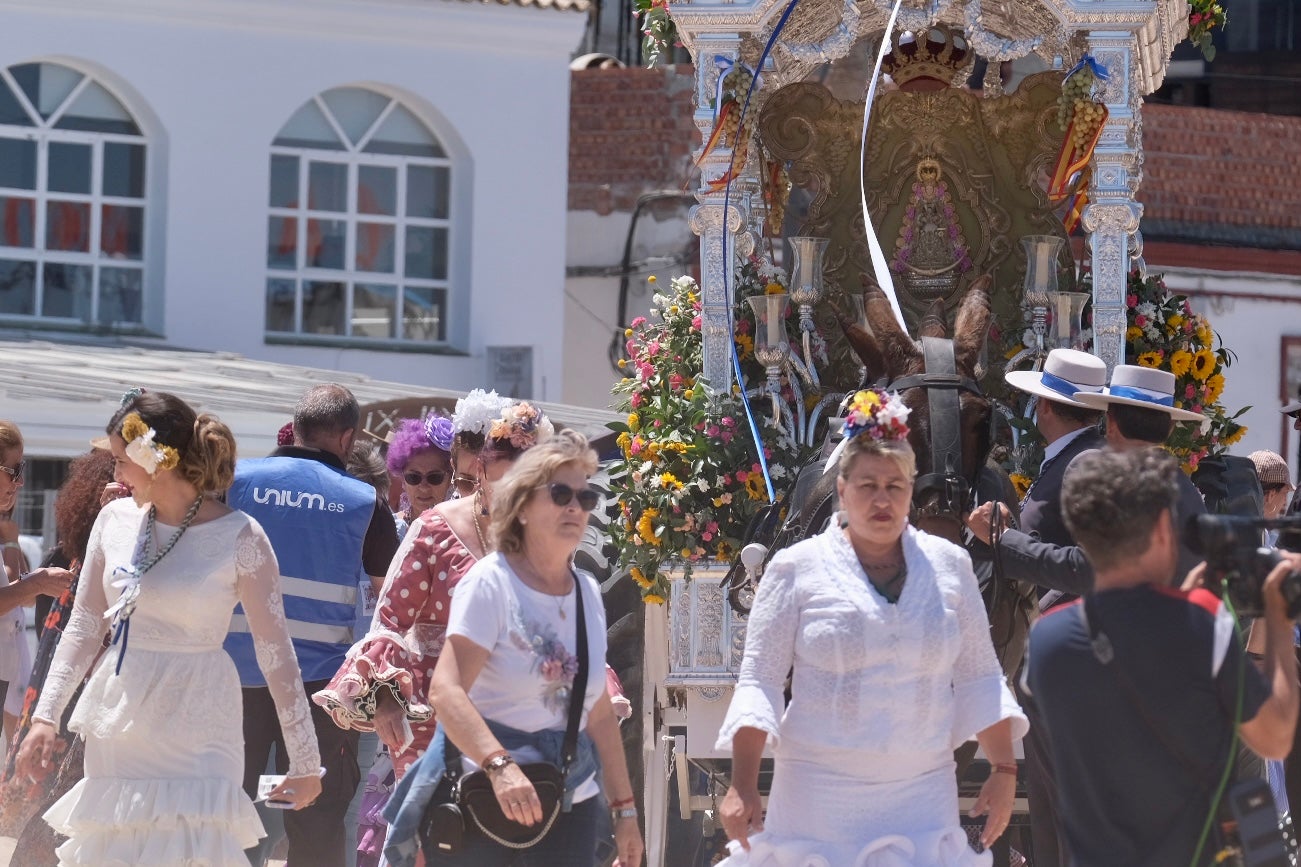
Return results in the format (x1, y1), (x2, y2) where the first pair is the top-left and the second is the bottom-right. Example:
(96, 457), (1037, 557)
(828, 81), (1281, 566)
(0, 62), (148, 325)
(265, 88), (454, 346)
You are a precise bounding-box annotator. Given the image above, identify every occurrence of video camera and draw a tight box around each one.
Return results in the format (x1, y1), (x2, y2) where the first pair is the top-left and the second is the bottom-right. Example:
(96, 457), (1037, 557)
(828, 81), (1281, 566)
(1184, 514), (1301, 619)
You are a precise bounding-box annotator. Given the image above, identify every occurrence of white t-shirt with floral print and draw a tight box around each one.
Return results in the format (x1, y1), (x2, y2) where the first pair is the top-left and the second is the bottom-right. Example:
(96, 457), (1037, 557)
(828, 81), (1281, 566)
(447, 552), (608, 801)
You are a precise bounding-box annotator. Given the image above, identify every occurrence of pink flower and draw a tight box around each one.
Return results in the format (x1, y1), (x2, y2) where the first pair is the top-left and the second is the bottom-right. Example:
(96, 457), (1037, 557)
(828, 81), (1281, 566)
(702, 531), (713, 542)
(652, 419), (662, 428)
(1135, 314), (1148, 328)
(630, 316), (647, 328)
(722, 474), (732, 485)
(705, 520), (719, 535)
(1127, 294), (1138, 307)
(706, 424), (720, 437)
(540, 659), (564, 682)
(736, 470), (748, 482)
(1192, 404), (1203, 414)
(692, 316), (702, 331)
(647, 341), (661, 355)
(629, 438), (643, 457)
(721, 417), (736, 428)
(721, 431), (733, 444)
(1185, 384), (1196, 399)
(668, 374), (684, 391)
(631, 393), (643, 408)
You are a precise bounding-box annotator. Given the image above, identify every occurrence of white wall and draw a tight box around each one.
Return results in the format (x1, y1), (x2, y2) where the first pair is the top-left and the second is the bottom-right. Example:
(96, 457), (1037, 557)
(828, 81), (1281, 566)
(1163, 268), (1301, 478)
(1, 0), (584, 400)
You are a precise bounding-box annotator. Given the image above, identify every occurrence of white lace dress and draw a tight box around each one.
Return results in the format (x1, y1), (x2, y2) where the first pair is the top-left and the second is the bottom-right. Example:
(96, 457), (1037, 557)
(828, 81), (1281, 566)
(715, 523), (1028, 867)
(33, 498), (320, 867)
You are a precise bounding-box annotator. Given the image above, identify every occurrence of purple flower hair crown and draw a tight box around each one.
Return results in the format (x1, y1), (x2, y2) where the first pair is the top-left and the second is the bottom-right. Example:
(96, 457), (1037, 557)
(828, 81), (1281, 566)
(423, 415), (455, 452)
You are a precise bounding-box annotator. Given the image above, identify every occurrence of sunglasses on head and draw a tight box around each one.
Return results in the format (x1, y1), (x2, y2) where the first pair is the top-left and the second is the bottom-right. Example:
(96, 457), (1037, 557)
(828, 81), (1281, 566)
(452, 473), (478, 496)
(403, 470), (448, 487)
(543, 483), (600, 512)
(0, 460), (24, 482)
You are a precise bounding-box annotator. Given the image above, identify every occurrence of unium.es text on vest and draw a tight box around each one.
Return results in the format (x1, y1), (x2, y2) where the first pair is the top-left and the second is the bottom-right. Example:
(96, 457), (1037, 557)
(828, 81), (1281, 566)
(251, 488), (348, 512)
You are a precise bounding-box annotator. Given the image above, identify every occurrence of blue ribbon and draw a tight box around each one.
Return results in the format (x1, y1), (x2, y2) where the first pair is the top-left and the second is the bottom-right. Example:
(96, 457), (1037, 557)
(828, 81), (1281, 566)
(1040, 370), (1083, 398)
(712, 56), (763, 122)
(1066, 55), (1110, 82)
(111, 618), (129, 675)
(1108, 385), (1174, 407)
(719, 0), (804, 505)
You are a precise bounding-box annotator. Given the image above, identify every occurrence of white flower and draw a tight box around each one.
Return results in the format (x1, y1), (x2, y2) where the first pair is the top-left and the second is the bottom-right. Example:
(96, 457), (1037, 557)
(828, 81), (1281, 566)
(453, 389), (513, 437)
(1137, 302), (1158, 321)
(696, 478), (710, 492)
(878, 397), (913, 427)
(125, 430), (163, 474)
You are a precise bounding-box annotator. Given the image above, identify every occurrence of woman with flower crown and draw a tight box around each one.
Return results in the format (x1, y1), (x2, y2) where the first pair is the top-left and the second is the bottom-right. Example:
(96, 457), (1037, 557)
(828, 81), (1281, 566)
(13, 390), (322, 865)
(314, 392), (545, 783)
(388, 414), (456, 540)
(715, 389), (1027, 867)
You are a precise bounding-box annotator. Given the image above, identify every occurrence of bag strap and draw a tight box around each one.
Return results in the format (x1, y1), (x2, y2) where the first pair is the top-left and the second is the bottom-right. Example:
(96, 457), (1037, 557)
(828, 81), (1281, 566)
(442, 568), (590, 779)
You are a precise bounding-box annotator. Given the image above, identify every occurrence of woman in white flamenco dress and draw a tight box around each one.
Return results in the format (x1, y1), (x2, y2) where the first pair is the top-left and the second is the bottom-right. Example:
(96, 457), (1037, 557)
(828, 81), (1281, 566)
(16, 391), (322, 867)
(716, 390), (1028, 867)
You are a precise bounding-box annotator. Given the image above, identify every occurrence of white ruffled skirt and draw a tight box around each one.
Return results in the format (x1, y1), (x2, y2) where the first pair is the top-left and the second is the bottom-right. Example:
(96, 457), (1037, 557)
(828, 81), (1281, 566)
(718, 756), (990, 867)
(44, 643), (265, 866)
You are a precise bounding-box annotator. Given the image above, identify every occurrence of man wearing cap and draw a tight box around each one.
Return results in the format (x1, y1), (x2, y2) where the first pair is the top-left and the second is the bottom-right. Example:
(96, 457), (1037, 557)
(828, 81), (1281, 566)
(1250, 449), (1295, 531)
(1283, 396), (1301, 516)
(964, 348), (1107, 867)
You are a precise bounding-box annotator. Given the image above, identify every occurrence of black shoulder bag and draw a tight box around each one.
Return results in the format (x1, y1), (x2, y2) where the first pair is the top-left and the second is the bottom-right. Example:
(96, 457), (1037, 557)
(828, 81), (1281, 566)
(420, 573), (590, 854)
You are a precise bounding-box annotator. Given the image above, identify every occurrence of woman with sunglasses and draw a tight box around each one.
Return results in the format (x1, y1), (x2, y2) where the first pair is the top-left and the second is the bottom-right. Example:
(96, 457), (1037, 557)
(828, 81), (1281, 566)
(388, 415), (455, 540)
(383, 428), (643, 867)
(315, 398), (550, 785)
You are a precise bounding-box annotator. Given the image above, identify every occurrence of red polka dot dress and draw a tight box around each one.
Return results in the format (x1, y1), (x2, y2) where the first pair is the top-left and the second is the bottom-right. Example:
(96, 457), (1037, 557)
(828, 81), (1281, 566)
(314, 510), (477, 778)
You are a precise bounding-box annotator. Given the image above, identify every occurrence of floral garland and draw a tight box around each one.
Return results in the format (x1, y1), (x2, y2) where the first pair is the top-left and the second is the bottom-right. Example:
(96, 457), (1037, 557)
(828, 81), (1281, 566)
(1188, 0), (1227, 61)
(1124, 270), (1245, 473)
(890, 178), (972, 277)
(119, 412), (180, 475)
(843, 390), (911, 441)
(610, 274), (805, 603)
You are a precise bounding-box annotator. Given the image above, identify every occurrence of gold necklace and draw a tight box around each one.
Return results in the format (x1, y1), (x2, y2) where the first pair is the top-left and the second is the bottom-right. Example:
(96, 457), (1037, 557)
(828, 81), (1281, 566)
(523, 550), (571, 620)
(472, 489), (489, 555)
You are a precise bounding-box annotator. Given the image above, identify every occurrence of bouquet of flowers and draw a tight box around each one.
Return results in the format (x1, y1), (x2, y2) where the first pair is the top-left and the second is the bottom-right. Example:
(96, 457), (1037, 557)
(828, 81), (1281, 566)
(1125, 270), (1246, 472)
(1188, 0), (1227, 61)
(633, 0), (678, 67)
(609, 275), (806, 603)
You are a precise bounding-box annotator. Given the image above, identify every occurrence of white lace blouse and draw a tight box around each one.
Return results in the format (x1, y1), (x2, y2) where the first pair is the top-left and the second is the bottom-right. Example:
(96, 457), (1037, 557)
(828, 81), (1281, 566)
(34, 499), (321, 776)
(716, 522), (1026, 777)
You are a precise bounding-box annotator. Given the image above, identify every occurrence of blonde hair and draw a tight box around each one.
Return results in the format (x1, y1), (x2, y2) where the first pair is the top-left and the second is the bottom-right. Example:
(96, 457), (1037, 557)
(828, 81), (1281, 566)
(109, 393), (236, 494)
(490, 428), (598, 555)
(0, 421), (22, 454)
(838, 435), (917, 481)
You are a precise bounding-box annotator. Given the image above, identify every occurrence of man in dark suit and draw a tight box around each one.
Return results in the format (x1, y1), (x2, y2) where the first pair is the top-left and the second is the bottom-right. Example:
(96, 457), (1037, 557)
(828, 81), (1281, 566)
(965, 348), (1107, 867)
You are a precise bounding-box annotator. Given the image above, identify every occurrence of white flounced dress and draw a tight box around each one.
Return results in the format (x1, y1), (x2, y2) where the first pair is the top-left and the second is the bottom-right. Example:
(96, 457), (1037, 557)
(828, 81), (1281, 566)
(33, 498), (321, 867)
(715, 523), (1028, 867)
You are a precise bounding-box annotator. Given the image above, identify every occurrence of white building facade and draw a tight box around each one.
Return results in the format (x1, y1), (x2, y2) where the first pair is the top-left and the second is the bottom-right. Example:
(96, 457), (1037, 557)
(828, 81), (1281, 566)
(0, 0), (585, 400)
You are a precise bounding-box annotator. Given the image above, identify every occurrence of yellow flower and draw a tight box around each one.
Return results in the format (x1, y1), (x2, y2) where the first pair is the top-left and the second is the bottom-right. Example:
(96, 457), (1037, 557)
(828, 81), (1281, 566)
(670, 306), (679, 314)
(745, 473), (767, 501)
(1010, 473), (1032, 500)
(1224, 426), (1247, 446)
(625, 328), (634, 338)
(627, 412), (640, 432)
(661, 442), (689, 454)
(616, 431), (631, 457)
(680, 547), (692, 558)
(1204, 373), (1225, 404)
(1166, 313), (1184, 335)
(734, 333), (754, 361)
(1126, 326), (1143, 341)
(647, 275), (657, 284)
(1191, 349), (1216, 381)
(645, 443), (661, 461)
(157, 446), (180, 472)
(684, 388), (694, 400)
(659, 472), (684, 491)
(715, 540), (736, 561)
(630, 566), (653, 588)
(1195, 320), (1214, 347)
(1169, 350), (1193, 378)
(120, 412), (149, 443)
(1136, 351), (1162, 369)
(617, 358), (626, 369)
(764, 282), (784, 295)
(643, 593), (666, 605)
(637, 509), (661, 547)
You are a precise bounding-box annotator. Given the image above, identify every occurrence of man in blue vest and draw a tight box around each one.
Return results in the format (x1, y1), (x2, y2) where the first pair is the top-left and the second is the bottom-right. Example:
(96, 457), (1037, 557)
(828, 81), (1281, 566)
(227, 384), (400, 867)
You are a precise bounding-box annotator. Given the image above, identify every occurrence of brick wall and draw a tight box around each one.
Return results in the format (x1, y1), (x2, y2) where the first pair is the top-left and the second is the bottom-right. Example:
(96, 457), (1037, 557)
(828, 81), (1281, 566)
(569, 65), (698, 213)
(567, 68), (1301, 253)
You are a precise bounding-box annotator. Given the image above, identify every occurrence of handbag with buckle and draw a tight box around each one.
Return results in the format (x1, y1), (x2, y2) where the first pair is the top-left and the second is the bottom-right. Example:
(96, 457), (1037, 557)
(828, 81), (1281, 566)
(419, 570), (589, 854)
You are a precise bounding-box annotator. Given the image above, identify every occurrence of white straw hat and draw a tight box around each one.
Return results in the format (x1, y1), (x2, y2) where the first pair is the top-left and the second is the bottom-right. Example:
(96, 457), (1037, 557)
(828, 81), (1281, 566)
(1282, 397), (1301, 416)
(1004, 348), (1107, 409)
(1074, 364), (1206, 421)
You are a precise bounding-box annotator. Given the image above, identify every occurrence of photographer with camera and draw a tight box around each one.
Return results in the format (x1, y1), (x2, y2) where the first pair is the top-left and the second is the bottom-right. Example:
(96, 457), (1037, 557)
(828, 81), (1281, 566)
(1024, 448), (1301, 867)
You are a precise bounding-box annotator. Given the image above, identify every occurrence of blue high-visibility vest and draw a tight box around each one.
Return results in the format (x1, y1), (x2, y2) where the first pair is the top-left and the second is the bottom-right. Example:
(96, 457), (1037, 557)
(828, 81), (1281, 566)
(224, 455), (374, 686)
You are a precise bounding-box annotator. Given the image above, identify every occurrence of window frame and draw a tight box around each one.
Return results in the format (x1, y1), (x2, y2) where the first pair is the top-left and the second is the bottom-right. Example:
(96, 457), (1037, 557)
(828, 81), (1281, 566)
(0, 64), (149, 329)
(264, 91), (458, 351)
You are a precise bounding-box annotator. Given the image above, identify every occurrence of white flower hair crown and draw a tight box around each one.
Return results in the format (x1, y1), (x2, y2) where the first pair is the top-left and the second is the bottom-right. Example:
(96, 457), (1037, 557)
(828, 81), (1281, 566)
(843, 389), (911, 442)
(119, 412), (180, 476)
(452, 389), (514, 438)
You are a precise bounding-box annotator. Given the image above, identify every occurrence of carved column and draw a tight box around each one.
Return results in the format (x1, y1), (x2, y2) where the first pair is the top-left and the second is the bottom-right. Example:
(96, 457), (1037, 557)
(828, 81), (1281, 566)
(689, 36), (761, 393)
(1082, 31), (1143, 372)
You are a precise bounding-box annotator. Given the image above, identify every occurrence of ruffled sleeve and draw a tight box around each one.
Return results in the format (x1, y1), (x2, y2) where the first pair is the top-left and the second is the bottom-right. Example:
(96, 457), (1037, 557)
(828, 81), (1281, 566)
(715, 551), (800, 751)
(947, 545), (1028, 747)
(32, 505), (115, 726)
(313, 512), (475, 730)
(235, 519), (321, 777)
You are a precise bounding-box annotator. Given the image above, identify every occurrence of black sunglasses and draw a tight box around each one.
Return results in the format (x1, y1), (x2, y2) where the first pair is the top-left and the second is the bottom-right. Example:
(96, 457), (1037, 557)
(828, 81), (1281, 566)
(403, 470), (448, 487)
(452, 473), (478, 495)
(0, 460), (24, 482)
(544, 483), (600, 512)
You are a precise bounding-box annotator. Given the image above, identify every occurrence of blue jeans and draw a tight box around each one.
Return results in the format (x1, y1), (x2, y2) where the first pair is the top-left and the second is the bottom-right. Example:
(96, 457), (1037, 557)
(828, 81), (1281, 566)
(424, 794), (603, 867)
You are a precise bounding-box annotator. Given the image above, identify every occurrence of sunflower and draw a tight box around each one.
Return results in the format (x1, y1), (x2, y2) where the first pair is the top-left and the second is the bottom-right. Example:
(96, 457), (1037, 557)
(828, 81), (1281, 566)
(715, 540), (736, 561)
(744, 473), (767, 501)
(659, 472), (684, 491)
(1165, 313), (1185, 335)
(734, 333), (754, 361)
(637, 508), (662, 547)
(1169, 350), (1193, 378)
(1136, 351), (1162, 369)
(1191, 349), (1216, 382)
(1010, 473), (1032, 500)
(764, 282), (785, 295)
(1224, 425), (1247, 446)
(630, 566), (653, 588)
(1195, 319), (1214, 347)
(643, 593), (666, 605)
(1204, 373), (1225, 404)
(617, 431), (632, 458)
(1125, 325), (1143, 342)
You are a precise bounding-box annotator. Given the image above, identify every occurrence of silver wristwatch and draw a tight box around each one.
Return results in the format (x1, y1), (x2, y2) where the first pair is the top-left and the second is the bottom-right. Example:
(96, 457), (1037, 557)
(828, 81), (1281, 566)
(483, 753), (516, 775)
